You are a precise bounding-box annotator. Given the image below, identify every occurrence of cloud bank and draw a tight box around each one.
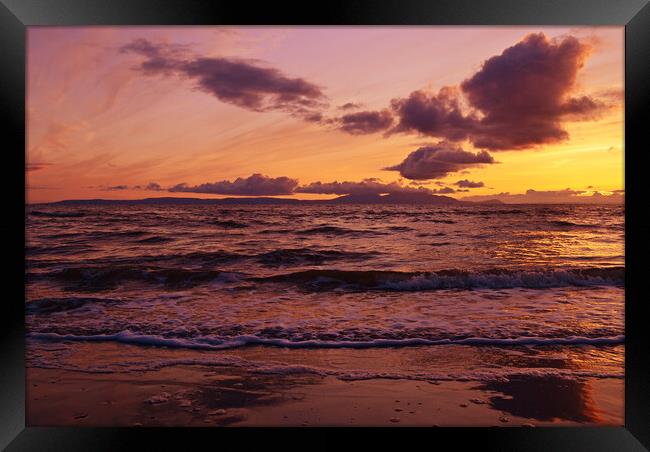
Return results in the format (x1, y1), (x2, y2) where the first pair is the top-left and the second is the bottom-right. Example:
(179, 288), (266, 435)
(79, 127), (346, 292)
(122, 33), (610, 156)
(332, 33), (608, 151)
(296, 178), (442, 196)
(168, 173), (299, 196)
(463, 188), (624, 204)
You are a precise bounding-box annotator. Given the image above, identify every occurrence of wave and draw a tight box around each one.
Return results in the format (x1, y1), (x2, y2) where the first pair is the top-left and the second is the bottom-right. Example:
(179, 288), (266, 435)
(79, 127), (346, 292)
(31, 246), (380, 276)
(387, 226), (415, 232)
(134, 236), (175, 244)
(410, 218), (455, 224)
(30, 210), (85, 218)
(296, 225), (385, 236)
(25, 349), (624, 382)
(41, 266), (242, 289)
(254, 267), (624, 291)
(255, 248), (377, 266)
(548, 220), (600, 229)
(26, 244), (90, 256)
(28, 331), (625, 351)
(26, 297), (122, 314)
(454, 209), (527, 216)
(212, 220), (248, 229)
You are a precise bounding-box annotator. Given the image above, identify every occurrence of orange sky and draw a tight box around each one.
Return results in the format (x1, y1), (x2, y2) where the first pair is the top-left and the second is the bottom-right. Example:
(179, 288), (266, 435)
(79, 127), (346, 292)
(26, 26), (624, 203)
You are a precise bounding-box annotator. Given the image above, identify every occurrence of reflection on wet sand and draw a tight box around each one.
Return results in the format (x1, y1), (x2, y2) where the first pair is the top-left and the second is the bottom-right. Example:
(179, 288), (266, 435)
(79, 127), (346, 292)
(478, 375), (600, 423)
(27, 342), (624, 426)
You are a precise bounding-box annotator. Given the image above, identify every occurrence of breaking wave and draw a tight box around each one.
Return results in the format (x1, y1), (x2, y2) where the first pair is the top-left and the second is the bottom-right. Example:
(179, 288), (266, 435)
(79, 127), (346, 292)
(28, 330), (625, 351)
(255, 267), (624, 291)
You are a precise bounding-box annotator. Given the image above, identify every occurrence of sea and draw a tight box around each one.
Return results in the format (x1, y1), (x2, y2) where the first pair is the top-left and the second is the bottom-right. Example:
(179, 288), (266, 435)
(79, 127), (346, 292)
(26, 203), (624, 387)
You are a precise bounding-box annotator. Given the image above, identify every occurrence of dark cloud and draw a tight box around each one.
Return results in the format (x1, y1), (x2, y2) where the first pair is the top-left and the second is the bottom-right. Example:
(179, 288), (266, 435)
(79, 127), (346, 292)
(296, 178), (436, 196)
(460, 33), (605, 150)
(432, 187), (456, 194)
(455, 179), (485, 188)
(120, 39), (327, 120)
(462, 188), (624, 204)
(338, 102), (363, 110)
(335, 109), (394, 135)
(389, 87), (477, 141)
(104, 185), (129, 191)
(168, 173), (298, 196)
(384, 143), (495, 180)
(338, 33), (609, 151)
(145, 182), (163, 191)
(119, 38), (189, 74)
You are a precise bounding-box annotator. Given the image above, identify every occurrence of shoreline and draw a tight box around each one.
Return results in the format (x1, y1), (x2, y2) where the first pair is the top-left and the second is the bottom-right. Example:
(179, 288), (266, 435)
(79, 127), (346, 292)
(26, 343), (624, 427)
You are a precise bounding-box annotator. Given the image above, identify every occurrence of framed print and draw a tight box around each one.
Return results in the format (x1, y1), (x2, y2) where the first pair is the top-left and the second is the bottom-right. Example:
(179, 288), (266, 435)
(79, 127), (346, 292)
(1, 0), (649, 450)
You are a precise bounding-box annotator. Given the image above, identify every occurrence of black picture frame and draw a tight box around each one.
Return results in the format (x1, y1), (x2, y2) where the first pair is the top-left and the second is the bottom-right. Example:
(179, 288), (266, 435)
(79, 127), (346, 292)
(2, 0), (648, 450)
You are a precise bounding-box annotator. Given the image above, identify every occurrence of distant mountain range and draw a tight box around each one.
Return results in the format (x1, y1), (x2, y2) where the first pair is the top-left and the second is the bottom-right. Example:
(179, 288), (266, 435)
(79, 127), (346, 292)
(41, 192), (504, 206)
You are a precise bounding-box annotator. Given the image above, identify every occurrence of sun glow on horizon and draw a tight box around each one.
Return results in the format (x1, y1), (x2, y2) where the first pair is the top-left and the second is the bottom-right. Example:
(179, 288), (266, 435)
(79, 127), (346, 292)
(27, 26), (624, 204)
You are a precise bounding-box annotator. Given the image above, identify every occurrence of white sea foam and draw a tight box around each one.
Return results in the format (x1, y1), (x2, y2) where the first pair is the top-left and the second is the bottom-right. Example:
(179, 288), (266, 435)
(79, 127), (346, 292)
(28, 331), (625, 350)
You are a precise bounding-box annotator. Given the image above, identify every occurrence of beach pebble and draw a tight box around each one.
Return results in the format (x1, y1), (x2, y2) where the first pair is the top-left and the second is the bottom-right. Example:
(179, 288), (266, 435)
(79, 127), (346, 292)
(470, 398), (486, 405)
(499, 416), (510, 423)
(522, 423), (535, 427)
(389, 418), (401, 423)
(73, 413), (88, 420)
(459, 404), (468, 408)
(208, 409), (227, 416)
(394, 408), (403, 412)
(428, 381), (441, 385)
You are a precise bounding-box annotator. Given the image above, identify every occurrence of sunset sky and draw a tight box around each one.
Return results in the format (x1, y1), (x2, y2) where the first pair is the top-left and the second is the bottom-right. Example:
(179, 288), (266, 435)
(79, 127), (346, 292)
(26, 26), (624, 204)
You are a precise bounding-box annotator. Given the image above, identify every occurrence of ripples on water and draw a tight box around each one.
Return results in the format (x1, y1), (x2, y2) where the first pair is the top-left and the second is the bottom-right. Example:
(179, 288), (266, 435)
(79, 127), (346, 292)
(25, 203), (624, 379)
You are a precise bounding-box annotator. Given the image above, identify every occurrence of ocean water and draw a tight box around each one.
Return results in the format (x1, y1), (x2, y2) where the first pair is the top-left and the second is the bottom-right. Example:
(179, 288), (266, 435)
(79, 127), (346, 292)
(26, 203), (624, 382)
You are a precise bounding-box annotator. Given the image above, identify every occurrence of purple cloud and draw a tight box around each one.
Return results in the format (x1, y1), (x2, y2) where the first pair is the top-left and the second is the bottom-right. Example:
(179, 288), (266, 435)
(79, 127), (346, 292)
(335, 109), (394, 135)
(145, 182), (163, 191)
(296, 178), (436, 196)
(168, 173), (299, 196)
(338, 102), (363, 110)
(384, 143), (495, 180)
(389, 87), (477, 141)
(336, 33), (608, 151)
(455, 179), (485, 188)
(460, 33), (605, 150)
(462, 188), (624, 204)
(120, 39), (327, 120)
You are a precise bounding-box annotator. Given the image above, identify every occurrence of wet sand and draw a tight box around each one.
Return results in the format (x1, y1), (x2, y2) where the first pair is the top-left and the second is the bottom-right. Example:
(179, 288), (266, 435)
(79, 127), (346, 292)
(26, 343), (623, 427)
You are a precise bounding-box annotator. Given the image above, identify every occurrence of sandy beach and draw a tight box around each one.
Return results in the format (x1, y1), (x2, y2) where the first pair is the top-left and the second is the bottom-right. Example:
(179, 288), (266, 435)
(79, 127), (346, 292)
(27, 342), (623, 427)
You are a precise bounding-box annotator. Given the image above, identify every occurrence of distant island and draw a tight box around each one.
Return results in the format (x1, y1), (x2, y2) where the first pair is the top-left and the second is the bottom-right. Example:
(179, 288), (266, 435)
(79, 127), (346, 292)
(37, 192), (505, 206)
